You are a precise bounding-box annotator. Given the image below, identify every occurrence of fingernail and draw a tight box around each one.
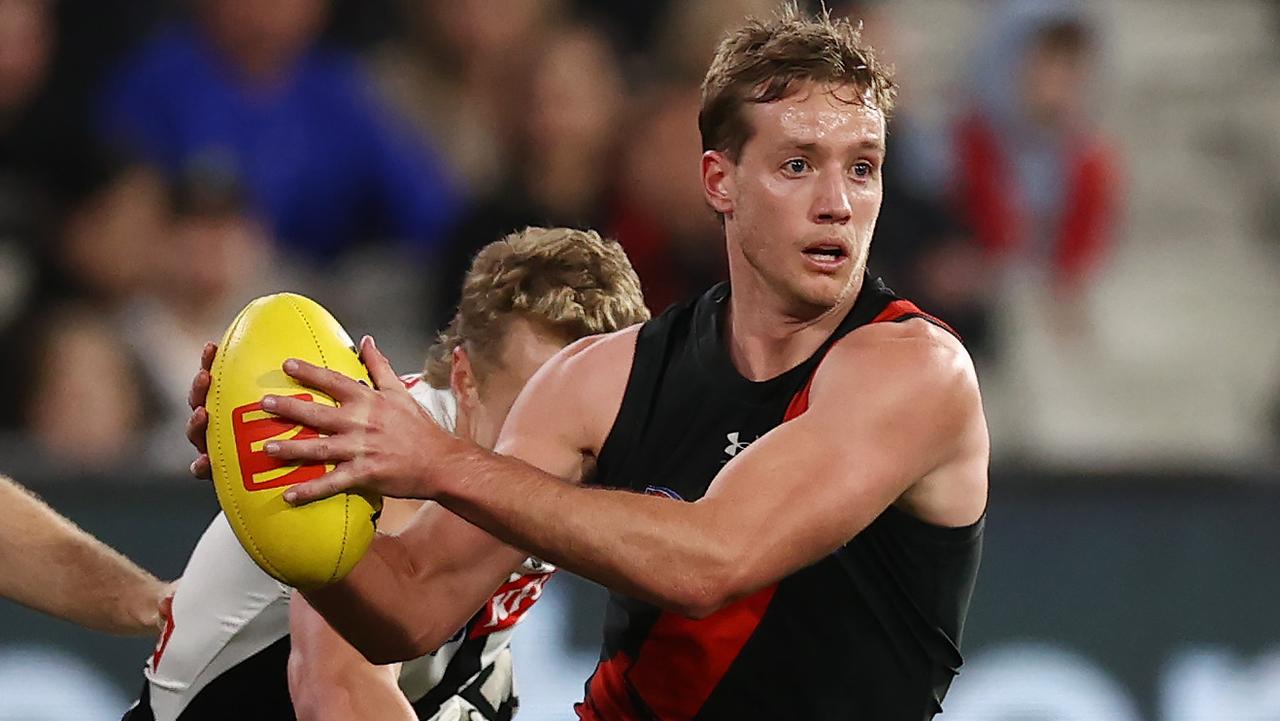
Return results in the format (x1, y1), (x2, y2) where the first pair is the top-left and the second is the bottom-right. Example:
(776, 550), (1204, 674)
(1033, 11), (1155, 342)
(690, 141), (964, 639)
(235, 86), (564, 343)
(283, 490), (297, 504)
(283, 359), (298, 373)
(264, 442), (279, 454)
(262, 396), (277, 410)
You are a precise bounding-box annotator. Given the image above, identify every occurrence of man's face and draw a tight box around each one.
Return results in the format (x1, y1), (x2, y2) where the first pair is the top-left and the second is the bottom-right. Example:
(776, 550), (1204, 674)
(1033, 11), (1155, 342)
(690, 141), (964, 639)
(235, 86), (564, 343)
(468, 317), (567, 450)
(711, 82), (886, 315)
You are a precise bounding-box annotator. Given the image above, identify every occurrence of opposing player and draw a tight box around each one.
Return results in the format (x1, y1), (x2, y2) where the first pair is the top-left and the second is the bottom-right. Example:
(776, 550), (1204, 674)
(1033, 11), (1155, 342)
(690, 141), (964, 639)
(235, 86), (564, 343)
(191, 8), (988, 719)
(132, 227), (649, 721)
(0, 473), (167, 635)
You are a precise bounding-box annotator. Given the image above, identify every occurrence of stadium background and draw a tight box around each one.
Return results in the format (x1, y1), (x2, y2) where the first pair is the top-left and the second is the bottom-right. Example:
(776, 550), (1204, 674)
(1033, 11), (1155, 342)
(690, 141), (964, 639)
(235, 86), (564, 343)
(1, 0), (1278, 719)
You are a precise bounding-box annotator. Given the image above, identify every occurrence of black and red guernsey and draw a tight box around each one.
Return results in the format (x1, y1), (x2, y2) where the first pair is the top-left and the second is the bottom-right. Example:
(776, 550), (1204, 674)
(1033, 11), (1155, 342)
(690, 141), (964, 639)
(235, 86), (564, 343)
(577, 276), (984, 721)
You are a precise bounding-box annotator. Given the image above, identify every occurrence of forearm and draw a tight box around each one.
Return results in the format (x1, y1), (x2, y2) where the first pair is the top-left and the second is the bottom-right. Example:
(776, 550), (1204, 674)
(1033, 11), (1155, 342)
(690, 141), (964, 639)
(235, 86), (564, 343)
(435, 446), (737, 617)
(303, 533), (457, 663)
(289, 593), (417, 721)
(0, 478), (163, 634)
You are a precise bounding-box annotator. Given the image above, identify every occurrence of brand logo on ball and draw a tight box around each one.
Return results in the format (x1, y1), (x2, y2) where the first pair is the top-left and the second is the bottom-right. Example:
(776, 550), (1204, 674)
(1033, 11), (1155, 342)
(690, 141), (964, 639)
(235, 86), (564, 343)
(231, 395), (326, 491)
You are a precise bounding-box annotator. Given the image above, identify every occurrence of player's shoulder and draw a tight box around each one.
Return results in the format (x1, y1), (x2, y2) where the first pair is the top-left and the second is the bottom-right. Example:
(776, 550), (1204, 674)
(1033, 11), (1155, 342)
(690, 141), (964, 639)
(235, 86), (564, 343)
(537, 325), (642, 386)
(820, 316), (978, 406)
(557, 324), (643, 363)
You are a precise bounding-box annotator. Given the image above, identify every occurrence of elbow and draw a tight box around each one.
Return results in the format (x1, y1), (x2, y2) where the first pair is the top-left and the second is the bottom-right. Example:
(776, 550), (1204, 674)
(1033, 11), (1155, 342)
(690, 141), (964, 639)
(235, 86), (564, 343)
(359, 623), (454, 666)
(664, 560), (748, 620)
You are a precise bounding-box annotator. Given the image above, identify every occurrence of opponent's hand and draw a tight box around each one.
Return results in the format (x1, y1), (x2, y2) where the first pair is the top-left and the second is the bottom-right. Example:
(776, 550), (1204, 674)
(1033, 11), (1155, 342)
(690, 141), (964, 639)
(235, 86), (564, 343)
(185, 342), (218, 480)
(263, 336), (457, 505)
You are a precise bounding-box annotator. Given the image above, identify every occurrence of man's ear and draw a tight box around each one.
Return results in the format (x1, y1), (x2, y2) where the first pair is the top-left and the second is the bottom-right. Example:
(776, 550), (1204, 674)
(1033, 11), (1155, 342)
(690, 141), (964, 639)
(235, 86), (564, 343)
(450, 345), (481, 409)
(702, 150), (736, 216)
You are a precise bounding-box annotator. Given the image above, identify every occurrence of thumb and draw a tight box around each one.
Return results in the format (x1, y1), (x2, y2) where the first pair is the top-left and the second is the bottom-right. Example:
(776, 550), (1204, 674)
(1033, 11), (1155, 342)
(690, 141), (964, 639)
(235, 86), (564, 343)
(360, 335), (400, 391)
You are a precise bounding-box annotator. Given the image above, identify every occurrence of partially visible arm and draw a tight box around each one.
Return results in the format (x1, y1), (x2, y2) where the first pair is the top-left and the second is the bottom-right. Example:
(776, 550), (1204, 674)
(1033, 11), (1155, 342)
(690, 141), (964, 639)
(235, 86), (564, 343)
(0, 474), (166, 635)
(289, 497), (427, 718)
(435, 322), (988, 617)
(275, 333), (627, 663)
(302, 504), (528, 664)
(288, 591), (416, 721)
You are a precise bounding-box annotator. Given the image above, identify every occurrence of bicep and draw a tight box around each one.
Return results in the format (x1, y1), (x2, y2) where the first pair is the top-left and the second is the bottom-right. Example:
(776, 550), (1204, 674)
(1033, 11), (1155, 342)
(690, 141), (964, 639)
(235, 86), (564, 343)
(698, 335), (975, 592)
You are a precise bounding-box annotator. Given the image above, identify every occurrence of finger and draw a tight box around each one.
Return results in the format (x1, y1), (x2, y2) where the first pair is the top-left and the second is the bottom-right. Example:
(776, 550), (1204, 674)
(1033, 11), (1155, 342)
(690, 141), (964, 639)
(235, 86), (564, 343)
(283, 467), (362, 506)
(188, 369), (211, 411)
(262, 394), (353, 432)
(201, 342), (218, 372)
(190, 454), (211, 480)
(185, 406), (209, 453)
(282, 358), (366, 403)
(264, 435), (353, 464)
(360, 335), (401, 392)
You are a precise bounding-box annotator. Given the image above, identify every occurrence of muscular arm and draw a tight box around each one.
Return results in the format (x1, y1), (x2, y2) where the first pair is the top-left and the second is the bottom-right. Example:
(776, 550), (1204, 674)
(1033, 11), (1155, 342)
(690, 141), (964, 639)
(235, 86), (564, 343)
(0, 474), (165, 634)
(432, 322), (988, 617)
(289, 498), (422, 719)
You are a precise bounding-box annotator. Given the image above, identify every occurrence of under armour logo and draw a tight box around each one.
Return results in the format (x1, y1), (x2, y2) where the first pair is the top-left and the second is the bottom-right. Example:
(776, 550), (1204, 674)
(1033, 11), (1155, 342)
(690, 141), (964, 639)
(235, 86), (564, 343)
(724, 431), (752, 459)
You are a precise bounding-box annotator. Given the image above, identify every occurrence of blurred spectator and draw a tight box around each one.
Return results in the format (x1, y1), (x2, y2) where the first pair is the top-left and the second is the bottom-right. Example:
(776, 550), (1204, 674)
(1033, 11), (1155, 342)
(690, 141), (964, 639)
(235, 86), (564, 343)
(369, 0), (562, 198)
(0, 0), (56, 332)
(21, 304), (148, 468)
(433, 22), (625, 326)
(954, 0), (1120, 300)
(97, 0), (463, 265)
(0, 147), (162, 460)
(119, 162), (278, 467)
(609, 86), (725, 314)
(836, 0), (994, 357)
(650, 0), (778, 83)
(44, 152), (168, 307)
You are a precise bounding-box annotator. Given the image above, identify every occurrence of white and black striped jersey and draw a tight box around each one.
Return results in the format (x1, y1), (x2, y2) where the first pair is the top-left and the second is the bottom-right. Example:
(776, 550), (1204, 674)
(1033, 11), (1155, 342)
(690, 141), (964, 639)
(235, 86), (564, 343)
(123, 379), (554, 721)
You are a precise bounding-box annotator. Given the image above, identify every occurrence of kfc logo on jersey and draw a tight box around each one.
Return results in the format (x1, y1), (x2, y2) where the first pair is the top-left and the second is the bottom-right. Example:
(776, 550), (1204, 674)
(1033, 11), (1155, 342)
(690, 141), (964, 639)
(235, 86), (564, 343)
(471, 572), (551, 639)
(723, 431), (757, 462)
(231, 395), (327, 491)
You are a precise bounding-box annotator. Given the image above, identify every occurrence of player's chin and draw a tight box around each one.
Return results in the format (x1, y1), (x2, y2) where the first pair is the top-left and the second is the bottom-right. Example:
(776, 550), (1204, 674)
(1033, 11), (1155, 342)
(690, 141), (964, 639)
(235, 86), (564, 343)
(787, 274), (848, 312)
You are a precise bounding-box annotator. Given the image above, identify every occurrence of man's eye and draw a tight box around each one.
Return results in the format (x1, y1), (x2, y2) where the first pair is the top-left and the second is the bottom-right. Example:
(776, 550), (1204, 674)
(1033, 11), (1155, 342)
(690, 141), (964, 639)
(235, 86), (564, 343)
(784, 159), (809, 174)
(852, 162), (873, 178)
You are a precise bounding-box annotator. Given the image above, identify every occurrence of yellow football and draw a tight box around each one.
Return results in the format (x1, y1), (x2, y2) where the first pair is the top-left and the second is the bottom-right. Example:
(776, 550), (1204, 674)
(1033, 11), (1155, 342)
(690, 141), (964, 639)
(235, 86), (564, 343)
(206, 292), (381, 590)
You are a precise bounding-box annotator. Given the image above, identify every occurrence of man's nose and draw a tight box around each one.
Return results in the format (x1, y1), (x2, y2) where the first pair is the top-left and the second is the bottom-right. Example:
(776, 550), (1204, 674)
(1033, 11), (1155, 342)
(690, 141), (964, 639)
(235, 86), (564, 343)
(812, 172), (853, 224)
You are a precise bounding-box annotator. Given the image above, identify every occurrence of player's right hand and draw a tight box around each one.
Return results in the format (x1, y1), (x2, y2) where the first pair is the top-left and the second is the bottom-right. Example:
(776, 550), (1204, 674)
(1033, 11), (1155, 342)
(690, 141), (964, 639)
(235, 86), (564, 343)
(185, 342), (217, 480)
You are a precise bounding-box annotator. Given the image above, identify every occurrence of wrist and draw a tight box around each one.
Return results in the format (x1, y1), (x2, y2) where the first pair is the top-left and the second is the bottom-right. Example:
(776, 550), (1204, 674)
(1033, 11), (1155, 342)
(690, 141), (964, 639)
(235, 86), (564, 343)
(427, 433), (480, 500)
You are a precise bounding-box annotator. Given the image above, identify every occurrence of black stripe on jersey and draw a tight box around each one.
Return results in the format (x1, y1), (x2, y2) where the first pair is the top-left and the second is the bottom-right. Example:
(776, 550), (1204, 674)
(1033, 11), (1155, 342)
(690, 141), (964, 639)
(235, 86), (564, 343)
(410, 626), (487, 719)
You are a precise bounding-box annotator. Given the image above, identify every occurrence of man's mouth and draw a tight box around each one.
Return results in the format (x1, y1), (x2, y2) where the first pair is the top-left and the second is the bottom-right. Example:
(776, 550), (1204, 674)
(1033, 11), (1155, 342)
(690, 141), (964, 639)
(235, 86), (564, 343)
(801, 242), (848, 268)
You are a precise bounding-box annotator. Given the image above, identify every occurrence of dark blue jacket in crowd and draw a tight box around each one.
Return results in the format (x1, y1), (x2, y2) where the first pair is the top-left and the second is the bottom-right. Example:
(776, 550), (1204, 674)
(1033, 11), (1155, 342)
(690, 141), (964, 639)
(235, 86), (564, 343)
(97, 24), (462, 262)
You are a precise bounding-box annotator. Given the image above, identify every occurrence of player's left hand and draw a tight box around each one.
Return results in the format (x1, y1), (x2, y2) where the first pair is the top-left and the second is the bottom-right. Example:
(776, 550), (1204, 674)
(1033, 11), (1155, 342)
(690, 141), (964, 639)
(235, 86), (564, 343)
(261, 335), (457, 505)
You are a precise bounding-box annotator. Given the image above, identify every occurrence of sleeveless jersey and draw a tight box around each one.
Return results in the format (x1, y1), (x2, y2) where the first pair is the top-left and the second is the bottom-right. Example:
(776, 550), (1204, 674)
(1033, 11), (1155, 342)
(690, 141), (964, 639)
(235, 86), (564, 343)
(575, 277), (983, 721)
(123, 380), (554, 721)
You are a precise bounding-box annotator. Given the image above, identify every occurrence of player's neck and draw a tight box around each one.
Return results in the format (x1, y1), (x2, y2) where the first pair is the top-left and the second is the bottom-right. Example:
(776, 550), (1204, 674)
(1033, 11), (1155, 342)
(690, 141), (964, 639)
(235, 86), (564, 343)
(723, 264), (861, 382)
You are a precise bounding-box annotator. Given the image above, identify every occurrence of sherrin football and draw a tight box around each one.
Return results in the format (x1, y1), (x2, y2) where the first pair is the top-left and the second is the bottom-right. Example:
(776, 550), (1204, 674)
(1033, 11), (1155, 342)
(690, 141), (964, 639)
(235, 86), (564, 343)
(206, 292), (381, 590)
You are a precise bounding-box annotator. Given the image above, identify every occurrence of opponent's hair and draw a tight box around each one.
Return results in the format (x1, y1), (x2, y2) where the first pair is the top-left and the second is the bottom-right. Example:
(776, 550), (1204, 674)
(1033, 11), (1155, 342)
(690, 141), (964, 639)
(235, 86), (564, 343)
(699, 3), (896, 161)
(422, 227), (649, 388)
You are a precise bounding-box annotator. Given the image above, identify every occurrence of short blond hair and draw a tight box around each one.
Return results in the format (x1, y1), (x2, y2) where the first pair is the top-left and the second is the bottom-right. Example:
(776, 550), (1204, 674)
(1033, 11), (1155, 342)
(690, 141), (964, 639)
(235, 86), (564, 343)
(423, 227), (649, 388)
(700, 3), (896, 161)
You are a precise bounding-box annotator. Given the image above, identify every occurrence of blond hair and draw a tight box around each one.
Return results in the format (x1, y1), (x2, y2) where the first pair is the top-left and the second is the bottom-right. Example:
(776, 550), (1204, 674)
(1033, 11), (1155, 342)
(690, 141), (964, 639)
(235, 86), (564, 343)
(699, 3), (896, 161)
(423, 227), (649, 388)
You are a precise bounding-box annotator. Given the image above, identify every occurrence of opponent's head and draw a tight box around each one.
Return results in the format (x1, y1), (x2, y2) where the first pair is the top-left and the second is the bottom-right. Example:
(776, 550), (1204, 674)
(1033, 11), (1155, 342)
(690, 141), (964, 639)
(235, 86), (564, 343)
(423, 227), (648, 449)
(699, 4), (895, 316)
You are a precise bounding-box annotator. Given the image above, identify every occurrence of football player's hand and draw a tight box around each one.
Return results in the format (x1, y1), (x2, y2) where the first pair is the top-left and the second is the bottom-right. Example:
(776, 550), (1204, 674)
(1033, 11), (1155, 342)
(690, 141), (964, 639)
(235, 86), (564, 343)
(185, 342), (218, 480)
(262, 336), (458, 505)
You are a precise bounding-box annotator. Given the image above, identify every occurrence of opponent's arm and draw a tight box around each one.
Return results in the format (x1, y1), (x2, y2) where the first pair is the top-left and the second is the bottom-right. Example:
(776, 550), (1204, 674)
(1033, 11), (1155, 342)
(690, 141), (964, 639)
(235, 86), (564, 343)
(288, 337), (602, 663)
(288, 498), (422, 718)
(0, 474), (166, 634)
(288, 591), (417, 721)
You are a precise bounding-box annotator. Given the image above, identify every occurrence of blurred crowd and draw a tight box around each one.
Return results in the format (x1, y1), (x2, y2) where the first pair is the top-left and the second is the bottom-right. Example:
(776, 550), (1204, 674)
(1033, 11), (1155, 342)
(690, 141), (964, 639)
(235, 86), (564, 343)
(2, 0), (1273, 475)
